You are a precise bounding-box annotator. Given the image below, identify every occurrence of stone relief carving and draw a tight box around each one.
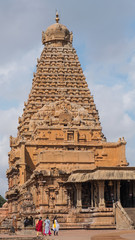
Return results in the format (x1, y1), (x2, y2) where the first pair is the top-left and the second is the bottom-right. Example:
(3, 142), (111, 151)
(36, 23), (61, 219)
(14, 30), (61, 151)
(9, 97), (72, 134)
(20, 191), (36, 214)
(29, 100), (96, 133)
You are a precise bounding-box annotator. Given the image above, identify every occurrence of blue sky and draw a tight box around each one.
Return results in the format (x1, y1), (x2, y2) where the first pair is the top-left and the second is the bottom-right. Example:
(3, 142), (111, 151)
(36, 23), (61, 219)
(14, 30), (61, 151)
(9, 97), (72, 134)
(0, 0), (135, 197)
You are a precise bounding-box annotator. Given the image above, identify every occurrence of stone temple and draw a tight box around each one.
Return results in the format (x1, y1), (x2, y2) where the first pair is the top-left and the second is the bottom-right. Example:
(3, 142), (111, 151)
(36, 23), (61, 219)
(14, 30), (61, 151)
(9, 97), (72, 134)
(1, 13), (135, 230)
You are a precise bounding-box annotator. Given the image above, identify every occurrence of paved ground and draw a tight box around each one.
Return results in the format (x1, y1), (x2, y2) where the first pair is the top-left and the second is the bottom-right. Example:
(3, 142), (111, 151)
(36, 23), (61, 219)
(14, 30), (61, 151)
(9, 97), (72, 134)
(0, 229), (135, 240)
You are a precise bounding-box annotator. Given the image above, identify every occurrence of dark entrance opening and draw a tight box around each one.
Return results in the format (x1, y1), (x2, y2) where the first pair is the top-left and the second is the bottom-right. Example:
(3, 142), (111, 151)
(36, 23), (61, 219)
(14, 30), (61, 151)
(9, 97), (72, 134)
(82, 182), (91, 208)
(104, 180), (114, 208)
(120, 180), (135, 207)
(72, 185), (77, 207)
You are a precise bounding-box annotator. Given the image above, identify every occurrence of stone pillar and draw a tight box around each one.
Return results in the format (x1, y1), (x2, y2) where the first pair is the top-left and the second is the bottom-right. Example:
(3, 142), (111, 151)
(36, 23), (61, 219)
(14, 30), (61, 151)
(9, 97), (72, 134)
(12, 216), (17, 231)
(117, 180), (120, 201)
(67, 191), (71, 208)
(67, 186), (72, 208)
(74, 130), (78, 142)
(64, 130), (67, 141)
(8, 202), (12, 214)
(63, 188), (68, 205)
(98, 181), (105, 208)
(44, 189), (49, 205)
(33, 185), (36, 205)
(39, 182), (44, 205)
(36, 188), (39, 206)
(91, 182), (93, 207)
(75, 183), (82, 209)
(114, 181), (117, 202)
(56, 183), (63, 205)
(133, 181), (135, 207)
(20, 143), (26, 185)
(39, 182), (45, 213)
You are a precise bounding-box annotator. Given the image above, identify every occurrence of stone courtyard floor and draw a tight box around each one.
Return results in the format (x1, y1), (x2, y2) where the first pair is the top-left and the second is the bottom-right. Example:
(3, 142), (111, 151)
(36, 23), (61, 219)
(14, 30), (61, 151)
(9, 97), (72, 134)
(0, 229), (135, 240)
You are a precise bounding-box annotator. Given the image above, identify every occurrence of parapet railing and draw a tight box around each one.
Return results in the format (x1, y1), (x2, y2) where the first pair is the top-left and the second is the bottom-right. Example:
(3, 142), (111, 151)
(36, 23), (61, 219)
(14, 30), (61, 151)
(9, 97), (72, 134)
(114, 201), (134, 229)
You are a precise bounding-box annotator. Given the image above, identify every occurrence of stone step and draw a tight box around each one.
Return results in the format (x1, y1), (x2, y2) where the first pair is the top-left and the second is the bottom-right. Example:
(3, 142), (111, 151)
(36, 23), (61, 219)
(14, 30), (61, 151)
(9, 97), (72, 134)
(60, 222), (89, 229)
(0, 218), (12, 229)
(60, 222), (116, 229)
(66, 218), (92, 223)
(89, 225), (116, 229)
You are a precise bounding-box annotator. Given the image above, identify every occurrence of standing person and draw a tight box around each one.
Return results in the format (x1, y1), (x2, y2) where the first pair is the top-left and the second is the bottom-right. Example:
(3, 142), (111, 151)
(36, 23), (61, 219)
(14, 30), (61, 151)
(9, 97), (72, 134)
(35, 217), (43, 237)
(29, 216), (33, 226)
(52, 216), (59, 236)
(52, 217), (56, 236)
(43, 216), (51, 236)
(55, 217), (60, 236)
(24, 217), (29, 227)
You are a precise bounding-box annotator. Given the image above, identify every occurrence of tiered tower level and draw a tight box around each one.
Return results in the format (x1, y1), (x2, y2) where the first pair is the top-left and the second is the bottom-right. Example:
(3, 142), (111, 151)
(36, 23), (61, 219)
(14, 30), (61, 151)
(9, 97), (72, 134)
(18, 21), (102, 138)
(6, 14), (128, 221)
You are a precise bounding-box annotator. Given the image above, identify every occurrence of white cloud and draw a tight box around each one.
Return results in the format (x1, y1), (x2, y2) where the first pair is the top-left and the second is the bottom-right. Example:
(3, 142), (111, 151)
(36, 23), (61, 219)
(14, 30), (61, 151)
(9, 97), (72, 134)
(0, 177), (8, 199)
(123, 90), (135, 111)
(0, 45), (42, 106)
(85, 49), (135, 167)
(0, 136), (9, 168)
(90, 82), (135, 141)
(127, 55), (135, 87)
(0, 40), (42, 197)
(0, 106), (23, 197)
(0, 63), (17, 84)
(0, 108), (20, 136)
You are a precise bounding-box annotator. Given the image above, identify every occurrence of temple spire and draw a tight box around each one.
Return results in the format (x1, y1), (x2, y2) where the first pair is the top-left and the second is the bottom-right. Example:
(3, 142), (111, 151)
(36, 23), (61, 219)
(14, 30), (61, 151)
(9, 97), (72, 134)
(55, 11), (59, 23)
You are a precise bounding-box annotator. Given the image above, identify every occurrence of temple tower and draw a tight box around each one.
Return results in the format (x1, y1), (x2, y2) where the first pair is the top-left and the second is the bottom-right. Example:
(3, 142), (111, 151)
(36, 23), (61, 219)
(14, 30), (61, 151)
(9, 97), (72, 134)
(5, 14), (135, 230)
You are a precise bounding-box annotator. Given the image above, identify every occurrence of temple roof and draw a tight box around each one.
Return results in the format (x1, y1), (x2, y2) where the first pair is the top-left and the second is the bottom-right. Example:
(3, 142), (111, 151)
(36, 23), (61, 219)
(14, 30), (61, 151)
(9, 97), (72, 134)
(67, 167), (135, 182)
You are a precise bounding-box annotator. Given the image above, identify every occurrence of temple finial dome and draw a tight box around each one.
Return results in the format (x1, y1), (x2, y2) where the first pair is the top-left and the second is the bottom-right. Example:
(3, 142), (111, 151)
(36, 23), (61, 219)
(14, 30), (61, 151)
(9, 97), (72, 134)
(55, 11), (59, 23)
(42, 13), (73, 46)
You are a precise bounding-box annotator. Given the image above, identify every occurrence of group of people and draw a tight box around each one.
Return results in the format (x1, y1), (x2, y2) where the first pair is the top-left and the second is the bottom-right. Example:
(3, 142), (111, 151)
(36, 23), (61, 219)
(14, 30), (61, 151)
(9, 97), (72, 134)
(35, 216), (59, 237)
(24, 216), (33, 227)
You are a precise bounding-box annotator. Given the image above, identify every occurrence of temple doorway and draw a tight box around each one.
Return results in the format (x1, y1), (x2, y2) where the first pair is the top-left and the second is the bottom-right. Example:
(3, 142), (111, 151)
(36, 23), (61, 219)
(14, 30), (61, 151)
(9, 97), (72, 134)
(104, 180), (114, 208)
(72, 185), (77, 207)
(120, 180), (135, 207)
(82, 182), (91, 208)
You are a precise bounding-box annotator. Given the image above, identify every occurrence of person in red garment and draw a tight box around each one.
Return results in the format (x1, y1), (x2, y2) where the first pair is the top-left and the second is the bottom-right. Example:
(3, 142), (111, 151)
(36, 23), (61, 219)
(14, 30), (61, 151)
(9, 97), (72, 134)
(36, 217), (43, 237)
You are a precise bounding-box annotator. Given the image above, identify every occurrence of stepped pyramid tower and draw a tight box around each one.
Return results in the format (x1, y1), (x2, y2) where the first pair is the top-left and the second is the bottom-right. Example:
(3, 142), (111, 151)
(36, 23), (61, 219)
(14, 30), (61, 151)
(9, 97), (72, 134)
(4, 13), (135, 230)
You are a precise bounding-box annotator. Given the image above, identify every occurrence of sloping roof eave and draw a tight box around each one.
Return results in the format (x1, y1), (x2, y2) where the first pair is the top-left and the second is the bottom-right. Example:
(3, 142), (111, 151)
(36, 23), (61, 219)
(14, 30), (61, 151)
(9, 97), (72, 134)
(67, 169), (135, 183)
